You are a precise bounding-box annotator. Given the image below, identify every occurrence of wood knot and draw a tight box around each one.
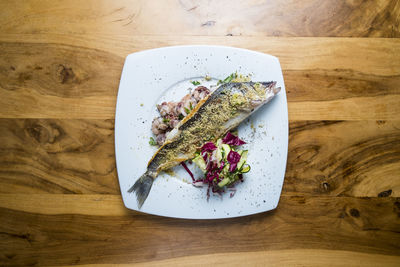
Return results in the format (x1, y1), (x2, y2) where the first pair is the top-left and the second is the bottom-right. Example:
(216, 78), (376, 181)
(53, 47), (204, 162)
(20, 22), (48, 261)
(26, 123), (50, 144)
(378, 189), (392, 197)
(25, 121), (62, 144)
(349, 208), (360, 218)
(57, 64), (75, 84)
(322, 182), (331, 192)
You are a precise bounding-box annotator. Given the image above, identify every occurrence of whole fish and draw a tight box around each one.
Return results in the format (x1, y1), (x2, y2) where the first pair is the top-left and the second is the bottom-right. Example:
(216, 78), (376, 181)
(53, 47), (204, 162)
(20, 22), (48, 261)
(129, 81), (281, 208)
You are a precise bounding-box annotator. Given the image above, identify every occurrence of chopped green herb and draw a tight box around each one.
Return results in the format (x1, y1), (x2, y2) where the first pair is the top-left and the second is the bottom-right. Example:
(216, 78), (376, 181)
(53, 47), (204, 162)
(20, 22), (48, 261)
(184, 107), (190, 114)
(189, 102), (193, 110)
(223, 72), (237, 83)
(162, 118), (170, 123)
(149, 137), (157, 146)
(217, 72), (237, 85)
(178, 114), (184, 120)
(191, 80), (201, 86)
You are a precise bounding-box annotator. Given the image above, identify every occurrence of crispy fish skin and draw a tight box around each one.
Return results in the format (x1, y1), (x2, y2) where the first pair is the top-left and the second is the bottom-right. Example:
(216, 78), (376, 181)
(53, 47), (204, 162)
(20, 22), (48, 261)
(129, 82), (281, 208)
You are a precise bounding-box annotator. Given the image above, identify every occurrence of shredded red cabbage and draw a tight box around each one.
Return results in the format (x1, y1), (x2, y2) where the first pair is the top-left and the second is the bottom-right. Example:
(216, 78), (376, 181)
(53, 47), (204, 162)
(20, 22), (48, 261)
(201, 142), (217, 152)
(180, 162), (195, 181)
(222, 132), (246, 146)
(206, 161), (218, 172)
(219, 160), (225, 170)
(227, 151), (241, 172)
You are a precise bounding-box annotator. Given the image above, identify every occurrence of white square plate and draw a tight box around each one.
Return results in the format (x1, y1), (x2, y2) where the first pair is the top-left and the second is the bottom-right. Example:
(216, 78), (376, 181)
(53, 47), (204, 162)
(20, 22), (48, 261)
(115, 45), (288, 219)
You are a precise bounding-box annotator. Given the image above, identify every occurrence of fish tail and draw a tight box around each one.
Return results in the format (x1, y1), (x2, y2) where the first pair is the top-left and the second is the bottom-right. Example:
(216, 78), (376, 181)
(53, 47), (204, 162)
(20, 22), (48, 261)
(128, 172), (154, 209)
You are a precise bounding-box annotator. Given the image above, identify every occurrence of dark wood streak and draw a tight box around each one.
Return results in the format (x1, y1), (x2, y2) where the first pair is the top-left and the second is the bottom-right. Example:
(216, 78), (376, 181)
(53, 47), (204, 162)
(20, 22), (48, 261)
(326, 134), (399, 195)
(0, 196), (399, 266)
(289, 121), (343, 136)
(284, 69), (400, 102)
(0, 171), (77, 194)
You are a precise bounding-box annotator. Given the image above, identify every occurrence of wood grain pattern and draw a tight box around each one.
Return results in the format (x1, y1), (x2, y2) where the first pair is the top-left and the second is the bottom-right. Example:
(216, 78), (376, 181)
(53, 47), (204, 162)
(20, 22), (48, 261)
(1, 195), (399, 266)
(0, 35), (399, 119)
(0, 119), (118, 194)
(1, 119), (399, 197)
(60, 250), (400, 267)
(0, 0), (399, 37)
(285, 120), (400, 197)
(1, 1), (399, 266)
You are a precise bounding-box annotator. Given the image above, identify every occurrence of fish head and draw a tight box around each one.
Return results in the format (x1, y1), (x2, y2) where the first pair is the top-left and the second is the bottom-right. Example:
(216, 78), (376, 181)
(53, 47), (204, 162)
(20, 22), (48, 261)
(228, 82), (280, 112)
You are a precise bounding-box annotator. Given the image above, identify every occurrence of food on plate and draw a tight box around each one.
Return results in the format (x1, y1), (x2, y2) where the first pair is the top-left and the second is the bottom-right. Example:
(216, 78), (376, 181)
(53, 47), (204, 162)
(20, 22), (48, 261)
(192, 132), (250, 198)
(128, 81), (281, 208)
(150, 73), (252, 146)
(151, 86), (211, 145)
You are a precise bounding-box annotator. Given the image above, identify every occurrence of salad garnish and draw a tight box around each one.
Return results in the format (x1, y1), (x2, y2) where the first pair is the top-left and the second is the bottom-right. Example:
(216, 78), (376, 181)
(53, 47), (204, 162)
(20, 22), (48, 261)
(181, 132), (250, 199)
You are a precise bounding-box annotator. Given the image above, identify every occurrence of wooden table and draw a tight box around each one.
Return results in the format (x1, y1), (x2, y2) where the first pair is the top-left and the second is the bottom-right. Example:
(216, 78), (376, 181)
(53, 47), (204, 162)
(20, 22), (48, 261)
(1, 1), (399, 266)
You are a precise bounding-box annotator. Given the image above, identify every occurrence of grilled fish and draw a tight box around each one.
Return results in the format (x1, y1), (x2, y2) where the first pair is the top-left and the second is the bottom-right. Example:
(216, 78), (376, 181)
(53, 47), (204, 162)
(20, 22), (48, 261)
(129, 81), (281, 208)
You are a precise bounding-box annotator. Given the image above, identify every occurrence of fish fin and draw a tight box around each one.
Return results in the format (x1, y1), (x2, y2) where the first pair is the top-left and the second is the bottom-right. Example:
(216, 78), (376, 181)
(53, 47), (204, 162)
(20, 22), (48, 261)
(128, 173), (154, 209)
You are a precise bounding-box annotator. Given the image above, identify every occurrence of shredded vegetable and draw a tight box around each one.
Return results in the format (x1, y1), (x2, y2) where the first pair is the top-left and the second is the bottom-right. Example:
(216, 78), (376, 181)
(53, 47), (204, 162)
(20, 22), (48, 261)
(180, 162), (195, 181)
(184, 132), (250, 199)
